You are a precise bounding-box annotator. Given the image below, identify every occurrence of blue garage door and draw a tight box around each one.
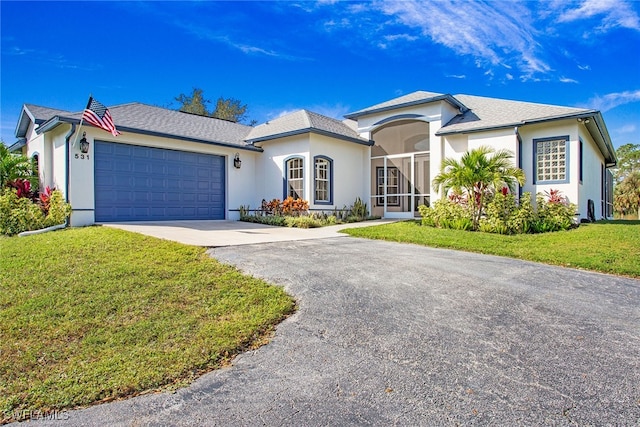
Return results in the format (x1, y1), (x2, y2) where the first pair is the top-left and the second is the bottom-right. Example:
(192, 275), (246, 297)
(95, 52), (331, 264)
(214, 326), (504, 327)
(95, 141), (225, 222)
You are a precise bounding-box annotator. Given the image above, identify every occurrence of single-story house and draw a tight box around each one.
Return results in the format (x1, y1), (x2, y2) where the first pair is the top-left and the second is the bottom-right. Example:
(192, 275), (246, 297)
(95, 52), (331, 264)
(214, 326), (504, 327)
(10, 91), (616, 226)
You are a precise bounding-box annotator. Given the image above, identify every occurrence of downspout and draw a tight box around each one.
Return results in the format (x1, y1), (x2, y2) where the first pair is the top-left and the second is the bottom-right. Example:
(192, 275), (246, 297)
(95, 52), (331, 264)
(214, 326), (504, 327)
(64, 123), (76, 225)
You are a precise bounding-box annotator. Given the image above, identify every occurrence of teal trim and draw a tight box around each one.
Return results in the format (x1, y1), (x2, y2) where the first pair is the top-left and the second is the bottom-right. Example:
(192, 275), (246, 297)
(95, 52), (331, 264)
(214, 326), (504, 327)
(283, 155), (305, 200)
(532, 135), (570, 185)
(313, 155), (333, 205)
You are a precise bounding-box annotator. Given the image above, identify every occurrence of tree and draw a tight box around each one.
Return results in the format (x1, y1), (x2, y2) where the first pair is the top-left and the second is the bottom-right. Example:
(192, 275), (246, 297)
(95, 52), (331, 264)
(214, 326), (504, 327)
(613, 143), (640, 218)
(432, 146), (525, 230)
(174, 88), (251, 124)
(614, 171), (640, 219)
(175, 88), (209, 116)
(613, 143), (640, 183)
(211, 97), (248, 123)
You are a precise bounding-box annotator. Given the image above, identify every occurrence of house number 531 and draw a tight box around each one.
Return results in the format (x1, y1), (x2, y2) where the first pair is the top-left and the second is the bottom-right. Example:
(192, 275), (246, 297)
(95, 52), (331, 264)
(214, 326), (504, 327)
(74, 154), (90, 160)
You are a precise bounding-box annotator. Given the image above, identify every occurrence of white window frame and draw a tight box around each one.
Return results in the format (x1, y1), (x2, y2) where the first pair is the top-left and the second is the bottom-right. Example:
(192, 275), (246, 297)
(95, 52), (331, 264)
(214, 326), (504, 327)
(314, 156), (332, 204)
(285, 157), (304, 199)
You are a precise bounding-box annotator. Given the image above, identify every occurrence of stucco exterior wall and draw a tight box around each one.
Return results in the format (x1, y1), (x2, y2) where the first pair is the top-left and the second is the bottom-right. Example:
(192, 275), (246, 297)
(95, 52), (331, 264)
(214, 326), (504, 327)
(309, 133), (369, 209)
(518, 120), (583, 215)
(578, 125), (606, 219)
(256, 135), (311, 205)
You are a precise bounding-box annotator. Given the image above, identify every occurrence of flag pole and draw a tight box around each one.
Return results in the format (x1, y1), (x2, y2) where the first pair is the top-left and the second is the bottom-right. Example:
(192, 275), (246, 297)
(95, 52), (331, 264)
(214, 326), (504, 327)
(73, 94), (92, 148)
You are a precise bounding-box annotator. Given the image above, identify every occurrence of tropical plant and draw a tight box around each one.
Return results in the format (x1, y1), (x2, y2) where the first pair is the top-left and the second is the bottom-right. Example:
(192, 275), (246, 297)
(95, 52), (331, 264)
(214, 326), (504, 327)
(418, 198), (473, 231)
(431, 146), (525, 230)
(0, 145), (37, 189)
(534, 190), (576, 232)
(350, 197), (369, 220)
(613, 143), (640, 219)
(0, 187), (70, 235)
(614, 171), (640, 219)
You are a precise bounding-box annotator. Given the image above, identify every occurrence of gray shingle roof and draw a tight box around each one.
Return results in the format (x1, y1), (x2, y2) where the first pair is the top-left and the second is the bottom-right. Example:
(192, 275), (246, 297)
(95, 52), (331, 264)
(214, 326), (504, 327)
(344, 91), (466, 119)
(438, 94), (595, 135)
(245, 109), (370, 145)
(43, 103), (257, 150)
(24, 104), (72, 123)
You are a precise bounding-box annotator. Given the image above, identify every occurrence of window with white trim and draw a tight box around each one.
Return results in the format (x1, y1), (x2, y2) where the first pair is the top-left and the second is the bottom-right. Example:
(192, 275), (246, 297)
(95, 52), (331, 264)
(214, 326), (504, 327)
(314, 156), (332, 204)
(376, 167), (399, 206)
(286, 157), (304, 199)
(534, 136), (569, 183)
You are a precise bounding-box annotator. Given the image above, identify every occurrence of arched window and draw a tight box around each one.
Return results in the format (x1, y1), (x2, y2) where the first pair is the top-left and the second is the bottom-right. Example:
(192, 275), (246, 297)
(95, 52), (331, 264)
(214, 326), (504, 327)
(314, 156), (333, 204)
(285, 156), (304, 199)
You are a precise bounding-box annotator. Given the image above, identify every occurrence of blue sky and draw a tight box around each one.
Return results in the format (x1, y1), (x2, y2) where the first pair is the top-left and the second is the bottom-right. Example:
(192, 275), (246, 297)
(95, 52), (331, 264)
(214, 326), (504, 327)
(2, 0), (639, 149)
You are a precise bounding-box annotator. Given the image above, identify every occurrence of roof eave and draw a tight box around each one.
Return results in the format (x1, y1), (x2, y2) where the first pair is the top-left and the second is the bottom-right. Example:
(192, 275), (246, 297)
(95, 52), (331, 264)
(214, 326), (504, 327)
(345, 94), (467, 120)
(8, 138), (27, 153)
(36, 116), (263, 152)
(436, 111), (599, 136)
(436, 110), (617, 165)
(247, 128), (373, 146)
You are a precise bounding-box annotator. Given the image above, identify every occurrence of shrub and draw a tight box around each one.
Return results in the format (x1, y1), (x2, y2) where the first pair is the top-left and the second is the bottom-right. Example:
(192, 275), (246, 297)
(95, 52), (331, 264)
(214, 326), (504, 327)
(350, 197), (369, 220)
(422, 189), (575, 235)
(0, 188), (71, 235)
(43, 190), (72, 227)
(535, 190), (576, 232)
(240, 214), (286, 227)
(282, 196), (308, 216)
(0, 189), (44, 235)
(284, 216), (322, 228)
(419, 199), (473, 231)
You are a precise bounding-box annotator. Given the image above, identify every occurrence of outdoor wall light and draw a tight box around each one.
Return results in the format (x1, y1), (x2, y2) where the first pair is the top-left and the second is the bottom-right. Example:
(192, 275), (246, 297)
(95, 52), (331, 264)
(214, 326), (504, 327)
(79, 132), (90, 154)
(233, 153), (242, 169)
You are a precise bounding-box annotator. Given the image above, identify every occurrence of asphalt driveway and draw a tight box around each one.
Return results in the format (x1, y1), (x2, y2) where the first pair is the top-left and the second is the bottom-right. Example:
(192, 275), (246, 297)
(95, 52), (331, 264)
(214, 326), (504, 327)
(35, 237), (639, 426)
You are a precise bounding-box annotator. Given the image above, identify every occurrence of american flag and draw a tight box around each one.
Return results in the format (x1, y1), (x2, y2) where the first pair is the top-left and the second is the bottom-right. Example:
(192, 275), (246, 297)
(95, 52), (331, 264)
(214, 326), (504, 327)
(82, 97), (120, 136)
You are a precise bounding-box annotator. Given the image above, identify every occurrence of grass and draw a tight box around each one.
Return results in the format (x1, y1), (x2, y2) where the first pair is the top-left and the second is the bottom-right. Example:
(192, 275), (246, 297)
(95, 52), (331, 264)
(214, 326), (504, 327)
(0, 227), (295, 423)
(343, 220), (640, 278)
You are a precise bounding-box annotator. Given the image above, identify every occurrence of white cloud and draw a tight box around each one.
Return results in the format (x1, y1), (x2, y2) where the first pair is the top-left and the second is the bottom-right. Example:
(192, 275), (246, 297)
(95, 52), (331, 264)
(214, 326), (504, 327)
(372, 0), (550, 79)
(584, 90), (640, 112)
(555, 0), (640, 32)
(617, 124), (637, 134)
(559, 76), (579, 83)
(446, 74), (466, 79)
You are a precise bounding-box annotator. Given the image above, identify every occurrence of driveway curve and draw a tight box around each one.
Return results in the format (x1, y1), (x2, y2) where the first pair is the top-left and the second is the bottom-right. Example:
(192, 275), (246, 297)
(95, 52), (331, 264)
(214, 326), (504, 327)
(37, 238), (639, 426)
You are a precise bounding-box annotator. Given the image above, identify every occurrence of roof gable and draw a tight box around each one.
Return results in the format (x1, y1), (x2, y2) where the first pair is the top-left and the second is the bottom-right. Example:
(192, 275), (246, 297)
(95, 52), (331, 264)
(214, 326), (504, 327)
(344, 91), (467, 119)
(15, 104), (71, 138)
(245, 109), (370, 145)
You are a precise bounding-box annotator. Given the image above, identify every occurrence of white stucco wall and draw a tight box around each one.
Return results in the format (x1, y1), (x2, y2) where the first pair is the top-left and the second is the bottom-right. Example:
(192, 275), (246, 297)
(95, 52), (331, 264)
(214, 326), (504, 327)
(254, 135), (310, 206)
(518, 120), (590, 216)
(309, 133), (369, 209)
(578, 126), (606, 219)
(253, 133), (369, 212)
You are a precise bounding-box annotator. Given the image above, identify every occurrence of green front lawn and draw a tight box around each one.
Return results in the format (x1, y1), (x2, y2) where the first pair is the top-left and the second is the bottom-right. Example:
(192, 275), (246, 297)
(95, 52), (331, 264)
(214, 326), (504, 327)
(344, 220), (640, 278)
(0, 227), (295, 422)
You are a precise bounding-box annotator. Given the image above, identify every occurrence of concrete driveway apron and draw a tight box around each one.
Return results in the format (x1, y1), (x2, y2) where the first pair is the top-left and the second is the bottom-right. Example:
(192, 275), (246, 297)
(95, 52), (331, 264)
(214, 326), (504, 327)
(36, 237), (640, 426)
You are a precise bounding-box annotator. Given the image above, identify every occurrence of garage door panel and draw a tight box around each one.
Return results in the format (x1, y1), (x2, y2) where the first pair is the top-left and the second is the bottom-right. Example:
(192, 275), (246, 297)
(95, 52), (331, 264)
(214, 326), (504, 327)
(95, 141), (225, 222)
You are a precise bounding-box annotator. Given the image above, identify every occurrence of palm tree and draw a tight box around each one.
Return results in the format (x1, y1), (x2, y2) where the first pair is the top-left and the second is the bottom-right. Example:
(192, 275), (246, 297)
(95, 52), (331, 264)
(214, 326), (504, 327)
(614, 171), (640, 219)
(432, 146), (525, 230)
(0, 144), (37, 189)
